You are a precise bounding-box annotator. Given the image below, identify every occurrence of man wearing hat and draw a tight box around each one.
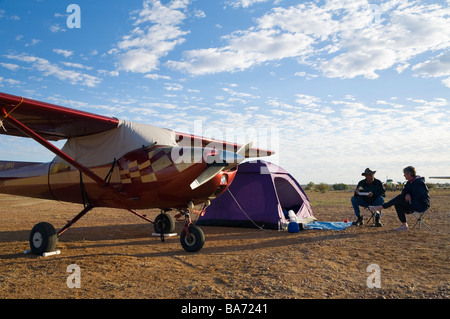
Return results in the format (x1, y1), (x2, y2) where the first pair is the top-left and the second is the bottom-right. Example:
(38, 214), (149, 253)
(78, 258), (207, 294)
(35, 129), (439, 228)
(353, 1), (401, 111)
(351, 168), (385, 226)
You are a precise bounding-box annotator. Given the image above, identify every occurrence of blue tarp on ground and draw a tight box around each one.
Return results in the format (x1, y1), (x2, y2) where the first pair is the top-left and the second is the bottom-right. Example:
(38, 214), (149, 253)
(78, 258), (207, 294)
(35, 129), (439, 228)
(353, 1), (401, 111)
(304, 221), (353, 230)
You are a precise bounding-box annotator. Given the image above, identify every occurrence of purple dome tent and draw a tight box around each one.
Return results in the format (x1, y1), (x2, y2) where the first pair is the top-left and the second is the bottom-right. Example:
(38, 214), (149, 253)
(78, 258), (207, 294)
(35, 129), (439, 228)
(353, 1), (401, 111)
(197, 160), (314, 229)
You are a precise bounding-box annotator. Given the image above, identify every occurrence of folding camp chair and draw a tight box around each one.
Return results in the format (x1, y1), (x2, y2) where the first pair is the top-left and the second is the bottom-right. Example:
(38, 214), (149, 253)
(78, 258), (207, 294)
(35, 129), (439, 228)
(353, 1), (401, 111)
(411, 210), (431, 231)
(365, 207), (376, 225)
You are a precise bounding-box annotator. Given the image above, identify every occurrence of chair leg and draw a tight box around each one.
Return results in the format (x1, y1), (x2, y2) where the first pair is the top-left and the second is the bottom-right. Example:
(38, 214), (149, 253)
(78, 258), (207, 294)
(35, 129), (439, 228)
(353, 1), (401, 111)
(411, 213), (431, 231)
(419, 220), (431, 231)
(365, 208), (376, 224)
(412, 217), (419, 230)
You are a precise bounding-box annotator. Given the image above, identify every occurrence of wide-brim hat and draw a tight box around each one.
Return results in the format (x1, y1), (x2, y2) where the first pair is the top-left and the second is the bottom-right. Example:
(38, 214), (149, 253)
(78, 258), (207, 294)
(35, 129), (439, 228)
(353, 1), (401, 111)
(362, 168), (376, 176)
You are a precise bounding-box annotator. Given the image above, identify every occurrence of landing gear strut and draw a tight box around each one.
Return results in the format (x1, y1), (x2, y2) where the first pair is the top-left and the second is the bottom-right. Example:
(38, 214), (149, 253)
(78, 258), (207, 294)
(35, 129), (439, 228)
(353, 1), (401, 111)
(178, 200), (208, 252)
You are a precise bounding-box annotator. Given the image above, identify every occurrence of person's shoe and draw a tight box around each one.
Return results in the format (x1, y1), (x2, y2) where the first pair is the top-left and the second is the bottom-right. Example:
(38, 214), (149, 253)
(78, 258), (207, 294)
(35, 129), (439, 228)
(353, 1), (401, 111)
(374, 216), (383, 227)
(395, 223), (409, 231)
(352, 215), (363, 226)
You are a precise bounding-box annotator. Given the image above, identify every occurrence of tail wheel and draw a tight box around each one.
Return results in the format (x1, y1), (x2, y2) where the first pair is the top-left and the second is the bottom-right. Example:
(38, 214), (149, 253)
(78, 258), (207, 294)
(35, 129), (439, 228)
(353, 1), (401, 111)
(180, 225), (205, 252)
(154, 213), (175, 234)
(29, 222), (58, 255)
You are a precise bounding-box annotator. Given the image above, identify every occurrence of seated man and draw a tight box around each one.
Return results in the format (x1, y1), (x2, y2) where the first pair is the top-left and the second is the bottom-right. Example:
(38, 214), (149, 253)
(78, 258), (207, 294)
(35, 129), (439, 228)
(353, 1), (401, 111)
(370, 166), (430, 231)
(351, 168), (385, 226)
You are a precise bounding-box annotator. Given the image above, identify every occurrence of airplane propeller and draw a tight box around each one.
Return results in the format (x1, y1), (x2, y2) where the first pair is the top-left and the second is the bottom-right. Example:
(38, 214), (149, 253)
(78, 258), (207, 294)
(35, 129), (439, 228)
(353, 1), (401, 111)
(189, 142), (253, 190)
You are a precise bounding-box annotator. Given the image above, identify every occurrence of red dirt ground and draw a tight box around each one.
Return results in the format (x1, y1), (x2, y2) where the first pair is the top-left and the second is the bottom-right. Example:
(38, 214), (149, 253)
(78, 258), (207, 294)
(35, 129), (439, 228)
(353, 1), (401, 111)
(0, 189), (449, 301)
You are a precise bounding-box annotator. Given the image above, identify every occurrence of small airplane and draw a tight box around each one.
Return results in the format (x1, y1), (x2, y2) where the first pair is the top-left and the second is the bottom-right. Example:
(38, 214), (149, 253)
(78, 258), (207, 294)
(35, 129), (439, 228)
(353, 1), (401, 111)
(429, 176), (450, 179)
(0, 91), (274, 254)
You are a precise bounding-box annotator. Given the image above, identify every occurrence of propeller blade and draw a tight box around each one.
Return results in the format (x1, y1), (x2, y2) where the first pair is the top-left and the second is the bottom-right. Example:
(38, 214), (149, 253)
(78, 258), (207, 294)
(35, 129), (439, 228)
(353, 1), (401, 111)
(189, 145), (250, 190)
(190, 165), (225, 190)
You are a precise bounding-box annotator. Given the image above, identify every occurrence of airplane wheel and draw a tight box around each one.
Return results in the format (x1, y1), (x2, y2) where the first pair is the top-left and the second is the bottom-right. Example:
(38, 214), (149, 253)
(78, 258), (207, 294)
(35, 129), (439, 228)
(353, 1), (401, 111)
(29, 222), (58, 255)
(154, 213), (175, 234)
(180, 225), (205, 252)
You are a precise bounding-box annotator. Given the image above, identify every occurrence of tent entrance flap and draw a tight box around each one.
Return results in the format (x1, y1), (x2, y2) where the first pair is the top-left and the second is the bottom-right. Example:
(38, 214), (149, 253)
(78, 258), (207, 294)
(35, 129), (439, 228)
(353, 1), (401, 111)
(274, 176), (304, 213)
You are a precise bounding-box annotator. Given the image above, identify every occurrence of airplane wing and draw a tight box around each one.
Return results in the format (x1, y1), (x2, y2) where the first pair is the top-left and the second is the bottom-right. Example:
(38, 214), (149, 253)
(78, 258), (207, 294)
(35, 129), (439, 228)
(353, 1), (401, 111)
(176, 132), (275, 158)
(430, 176), (450, 179)
(0, 92), (119, 141)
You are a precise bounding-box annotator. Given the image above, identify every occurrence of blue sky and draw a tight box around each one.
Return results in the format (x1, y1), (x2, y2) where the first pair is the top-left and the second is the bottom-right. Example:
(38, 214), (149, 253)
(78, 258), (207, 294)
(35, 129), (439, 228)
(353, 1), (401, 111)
(1, 0), (449, 184)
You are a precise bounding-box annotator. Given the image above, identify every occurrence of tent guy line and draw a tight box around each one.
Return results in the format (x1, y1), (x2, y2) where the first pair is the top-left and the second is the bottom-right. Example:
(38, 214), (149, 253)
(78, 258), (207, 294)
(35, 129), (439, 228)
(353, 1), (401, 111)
(225, 188), (267, 231)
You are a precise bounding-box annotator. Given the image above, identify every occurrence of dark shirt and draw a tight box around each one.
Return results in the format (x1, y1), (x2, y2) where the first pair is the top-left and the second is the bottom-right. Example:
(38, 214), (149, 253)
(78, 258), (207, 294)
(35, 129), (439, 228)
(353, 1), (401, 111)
(402, 176), (430, 212)
(355, 178), (385, 204)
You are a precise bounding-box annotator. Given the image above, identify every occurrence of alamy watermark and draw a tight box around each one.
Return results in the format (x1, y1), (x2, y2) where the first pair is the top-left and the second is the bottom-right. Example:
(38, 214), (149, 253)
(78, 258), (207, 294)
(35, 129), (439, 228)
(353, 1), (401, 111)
(66, 4), (81, 29)
(370, 4), (382, 25)
(67, 264), (81, 288)
(367, 263), (381, 289)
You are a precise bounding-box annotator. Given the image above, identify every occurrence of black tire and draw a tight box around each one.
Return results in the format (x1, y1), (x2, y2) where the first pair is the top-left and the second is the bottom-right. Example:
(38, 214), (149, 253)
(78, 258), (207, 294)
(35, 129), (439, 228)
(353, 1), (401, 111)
(154, 213), (175, 234)
(180, 225), (205, 252)
(29, 222), (58, 255)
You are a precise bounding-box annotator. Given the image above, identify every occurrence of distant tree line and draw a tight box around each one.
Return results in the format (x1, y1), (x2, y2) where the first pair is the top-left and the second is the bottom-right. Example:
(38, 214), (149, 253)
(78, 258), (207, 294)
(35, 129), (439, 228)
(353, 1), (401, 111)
(304, 182), (349, 193)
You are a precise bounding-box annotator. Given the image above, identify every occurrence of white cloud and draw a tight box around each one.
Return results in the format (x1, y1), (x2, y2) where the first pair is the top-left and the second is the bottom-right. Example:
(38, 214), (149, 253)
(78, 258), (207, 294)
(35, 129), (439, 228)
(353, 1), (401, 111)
(226, 0), (270, 8)
(412, 51), (450, 78)
(53, 49), (73, 58)
(134, 0), (189, 25)
(112, 0), (190, 73)
(319, 1), (450, 79)
(60, 61), (93, 70)
(137, 102), (178, 110)
(226, 28), (314, 61)
(97, 69), (119, 77)
(167, 47), (257, 74)
(167, 0), (450, 82)
(168, 29), (313, 74)
(193, 9), (205, 19)
(0, 77), (21, 85)
(256, 2), (339, 40)
(294, 71), (318, 79)
(295, 94), (321, 108)
(0, 63), (20, 71)
(5, 54), (102, 87)
(46, 96), (124, 115)
(49, 24), (66, 33)
(164, 82), (183, 91)
(143, 73), (171, 80)
(25, 39), (41, 47)
(222, 87), (259, 99)
(442, 77), (450, 88)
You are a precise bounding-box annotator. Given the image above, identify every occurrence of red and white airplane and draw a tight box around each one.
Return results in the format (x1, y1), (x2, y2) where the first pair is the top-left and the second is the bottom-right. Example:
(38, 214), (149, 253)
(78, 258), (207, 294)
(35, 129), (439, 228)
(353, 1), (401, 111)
(0, 91), (273, 254)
